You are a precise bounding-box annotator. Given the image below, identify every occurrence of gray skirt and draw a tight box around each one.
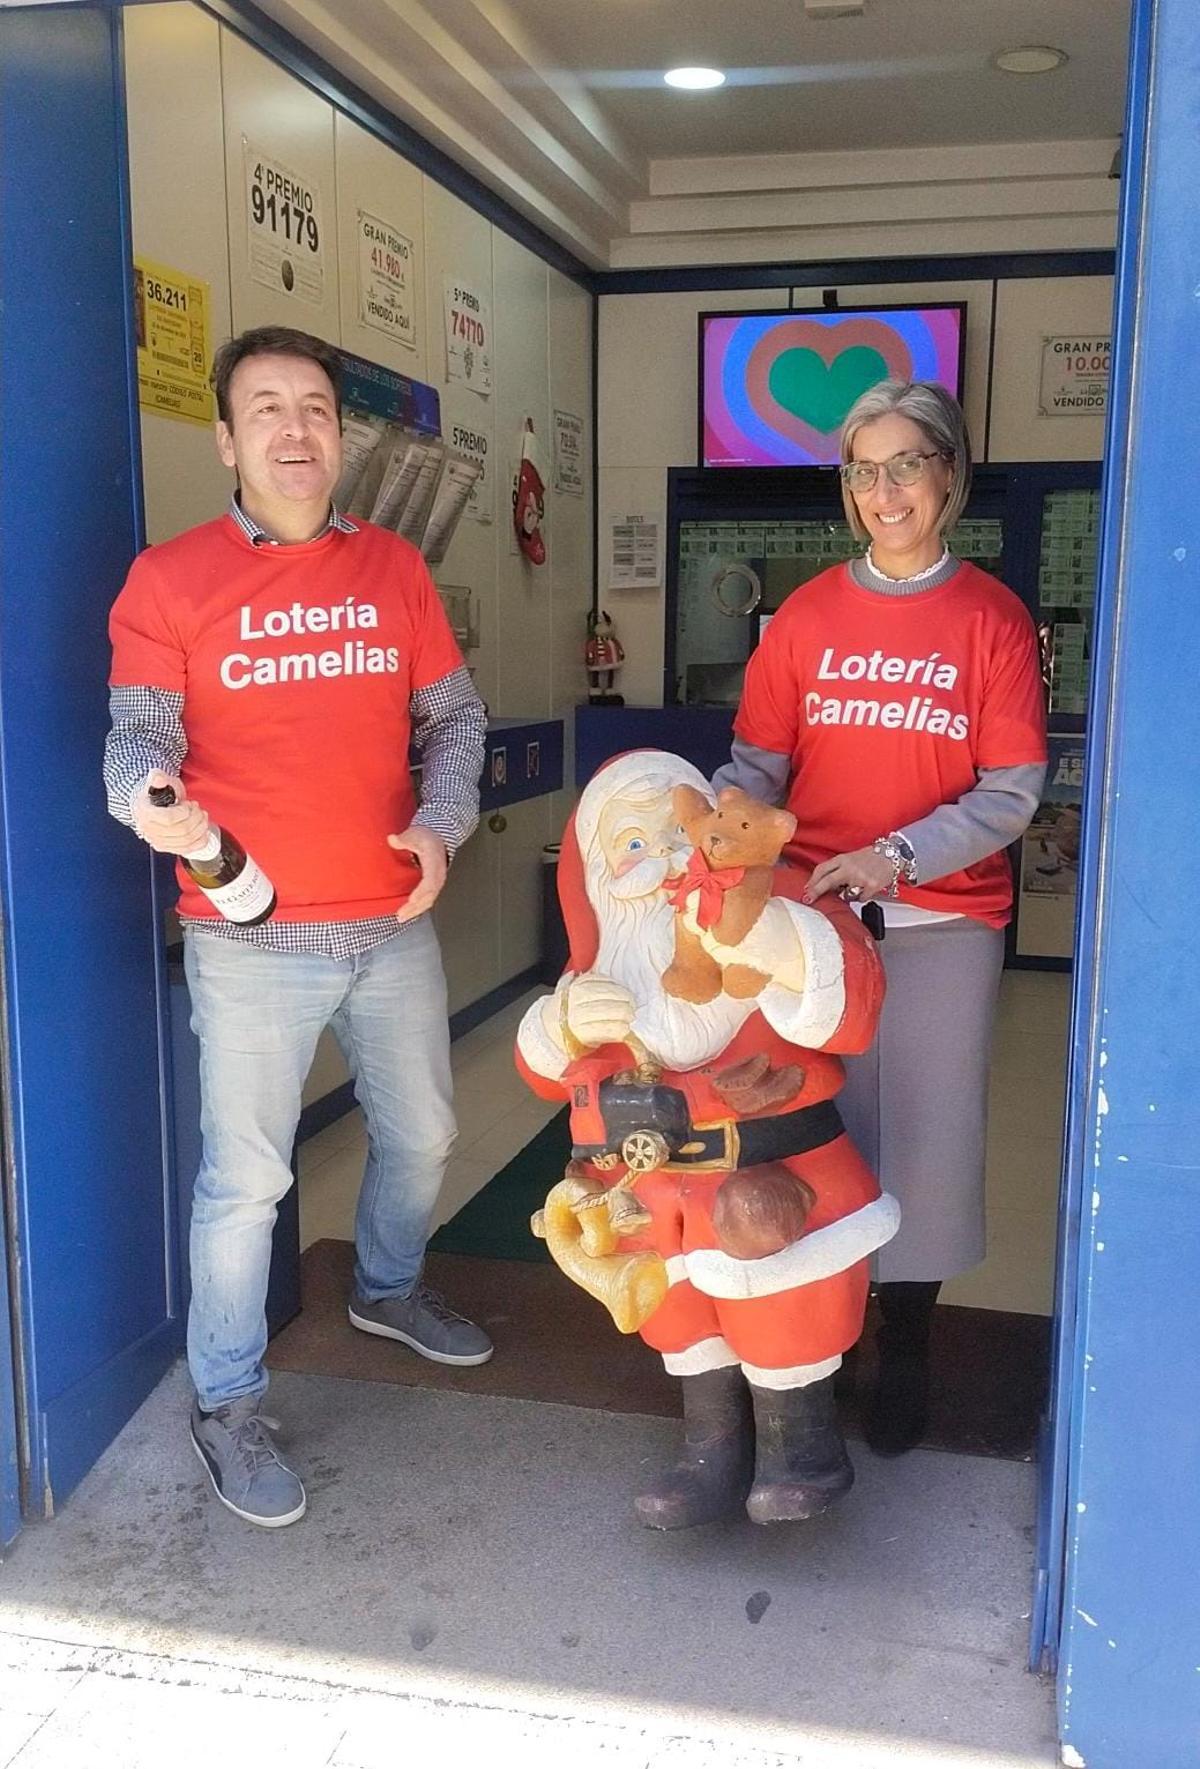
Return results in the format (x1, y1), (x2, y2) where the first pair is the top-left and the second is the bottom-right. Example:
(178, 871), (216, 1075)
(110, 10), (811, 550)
(836, 915), (1006, 1284)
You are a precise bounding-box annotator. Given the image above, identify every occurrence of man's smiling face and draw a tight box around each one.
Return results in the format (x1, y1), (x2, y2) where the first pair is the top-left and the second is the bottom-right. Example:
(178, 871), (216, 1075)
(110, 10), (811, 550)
(215, 352), (342, 530)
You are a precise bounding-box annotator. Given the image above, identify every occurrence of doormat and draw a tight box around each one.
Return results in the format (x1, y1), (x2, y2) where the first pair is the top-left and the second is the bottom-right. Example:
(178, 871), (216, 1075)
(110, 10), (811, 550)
(426, 1109), (568, 1263)
(266, 1240), (1050, 1461)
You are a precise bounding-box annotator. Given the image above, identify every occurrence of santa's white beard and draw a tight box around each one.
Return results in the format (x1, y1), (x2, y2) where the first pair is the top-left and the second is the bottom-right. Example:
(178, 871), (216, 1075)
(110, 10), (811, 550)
(606, 852), (672, 899)
(593, 895), (752, 1070)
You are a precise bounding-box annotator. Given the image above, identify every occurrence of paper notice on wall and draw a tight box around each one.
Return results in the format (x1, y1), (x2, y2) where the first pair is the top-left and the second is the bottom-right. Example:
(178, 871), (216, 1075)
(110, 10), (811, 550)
(420, 457), (484, 563)
(443, 275), (493, 394)
(132, 256), (213, 426)
(396, 440), (447, 543)
(357, 210), (417, 350)
(244, 141), (324, 305)
(1038, 335), (1111, 417)
(369, 433), (433, 530)
(440, 383), (493, 524)
(608, 514), (662, 589)
(332, 413), (388, 511)
(553, 409), (585, 495)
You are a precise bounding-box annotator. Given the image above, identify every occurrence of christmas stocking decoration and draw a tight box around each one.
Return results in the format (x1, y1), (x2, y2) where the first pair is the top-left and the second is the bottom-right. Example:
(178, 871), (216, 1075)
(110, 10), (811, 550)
(513, 419), (547, 565)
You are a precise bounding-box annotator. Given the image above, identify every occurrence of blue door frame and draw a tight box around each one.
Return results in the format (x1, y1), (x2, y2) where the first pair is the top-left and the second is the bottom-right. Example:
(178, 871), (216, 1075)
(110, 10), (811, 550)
(1, 6), (1198, 1762)
(0, 5), (180, 1528)
(1038, 0), (1200, 1761)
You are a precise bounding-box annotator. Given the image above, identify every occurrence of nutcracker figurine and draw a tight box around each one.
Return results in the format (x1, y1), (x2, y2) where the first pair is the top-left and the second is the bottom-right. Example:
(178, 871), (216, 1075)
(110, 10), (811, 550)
(585, 608), (625, 706)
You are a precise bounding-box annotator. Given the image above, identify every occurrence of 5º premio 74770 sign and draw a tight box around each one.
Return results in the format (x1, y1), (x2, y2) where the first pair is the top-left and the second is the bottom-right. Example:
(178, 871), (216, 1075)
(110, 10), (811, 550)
(244, 141), (324, 305)
(133, 255), (213, 426)
(443, 275), (492, 394)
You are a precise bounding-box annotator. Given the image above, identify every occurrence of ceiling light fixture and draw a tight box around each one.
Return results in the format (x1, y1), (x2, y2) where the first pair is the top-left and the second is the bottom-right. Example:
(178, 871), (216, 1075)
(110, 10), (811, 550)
(663, 66), (726, 91)
(992, 45), (1068, 75)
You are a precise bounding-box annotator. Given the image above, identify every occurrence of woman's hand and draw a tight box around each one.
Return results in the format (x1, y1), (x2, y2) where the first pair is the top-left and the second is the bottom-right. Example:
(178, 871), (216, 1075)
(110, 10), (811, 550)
(804, 845), (895, 904)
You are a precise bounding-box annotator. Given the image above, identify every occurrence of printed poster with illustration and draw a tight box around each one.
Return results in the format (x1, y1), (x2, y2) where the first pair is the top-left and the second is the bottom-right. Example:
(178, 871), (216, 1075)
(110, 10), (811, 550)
(133, 255), (213, 426)
(1016, 734), (1085, 961)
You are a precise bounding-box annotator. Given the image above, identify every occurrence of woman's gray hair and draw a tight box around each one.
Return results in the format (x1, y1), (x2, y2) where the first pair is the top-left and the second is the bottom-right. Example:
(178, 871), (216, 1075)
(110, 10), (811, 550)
(838, 379), (972, 543)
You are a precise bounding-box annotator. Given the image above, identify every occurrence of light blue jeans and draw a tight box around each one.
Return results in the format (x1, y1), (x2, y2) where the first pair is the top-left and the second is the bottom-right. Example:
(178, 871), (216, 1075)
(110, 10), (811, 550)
(183, 919), (457, 1410)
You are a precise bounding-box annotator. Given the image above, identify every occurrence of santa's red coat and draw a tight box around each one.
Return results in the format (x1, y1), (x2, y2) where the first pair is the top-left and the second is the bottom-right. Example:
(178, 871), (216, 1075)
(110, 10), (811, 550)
(517, 803), (890, 1372)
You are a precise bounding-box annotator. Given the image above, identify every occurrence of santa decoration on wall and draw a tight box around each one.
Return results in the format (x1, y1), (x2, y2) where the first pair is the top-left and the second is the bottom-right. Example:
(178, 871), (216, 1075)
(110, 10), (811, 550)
(584, 608), (625, 706)
(516, 749), (899, 1531)
(512, 418), (547, 564)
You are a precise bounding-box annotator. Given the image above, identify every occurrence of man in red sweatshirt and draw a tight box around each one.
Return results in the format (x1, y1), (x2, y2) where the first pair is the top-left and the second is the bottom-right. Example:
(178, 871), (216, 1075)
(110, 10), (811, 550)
(105, 326), (489, 1528)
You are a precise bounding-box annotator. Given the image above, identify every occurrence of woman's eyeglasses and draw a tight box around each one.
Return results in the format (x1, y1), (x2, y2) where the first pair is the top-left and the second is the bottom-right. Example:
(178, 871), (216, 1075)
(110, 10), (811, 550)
(839, 450), (951, 494)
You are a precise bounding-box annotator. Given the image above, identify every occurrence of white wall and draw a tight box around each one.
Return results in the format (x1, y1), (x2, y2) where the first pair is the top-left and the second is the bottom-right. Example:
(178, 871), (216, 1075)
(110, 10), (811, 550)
(988, 276), (1114, 461)
(124, 5), (232, 542)
(598, 272), (1113, 705)
(597, 287), (780, 706)
(123, 2), (594, 1044)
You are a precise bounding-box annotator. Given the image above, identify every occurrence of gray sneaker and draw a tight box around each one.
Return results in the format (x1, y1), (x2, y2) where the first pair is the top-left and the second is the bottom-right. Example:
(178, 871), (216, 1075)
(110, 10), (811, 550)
(348, 1285), (493, 1366)
(190, 1396), (307, 1528)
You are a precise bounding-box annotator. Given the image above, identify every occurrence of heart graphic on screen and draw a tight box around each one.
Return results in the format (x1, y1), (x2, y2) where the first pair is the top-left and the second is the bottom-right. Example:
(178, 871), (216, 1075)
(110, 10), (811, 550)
(767, 345), (890, 435)
(738, 316), (917, 460)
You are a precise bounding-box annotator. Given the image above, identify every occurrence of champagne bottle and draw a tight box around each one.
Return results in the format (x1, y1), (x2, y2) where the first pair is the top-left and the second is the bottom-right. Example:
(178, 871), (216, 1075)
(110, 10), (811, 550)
(148, 785), (276, 926)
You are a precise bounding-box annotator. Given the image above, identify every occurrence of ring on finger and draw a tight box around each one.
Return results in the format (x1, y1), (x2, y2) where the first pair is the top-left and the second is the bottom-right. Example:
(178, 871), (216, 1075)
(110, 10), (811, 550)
(842, 884), (864, 902)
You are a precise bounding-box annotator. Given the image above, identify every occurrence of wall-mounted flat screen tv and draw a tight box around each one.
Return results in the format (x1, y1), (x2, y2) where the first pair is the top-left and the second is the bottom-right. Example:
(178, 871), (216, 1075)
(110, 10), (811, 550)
(700, 303), (967, 468)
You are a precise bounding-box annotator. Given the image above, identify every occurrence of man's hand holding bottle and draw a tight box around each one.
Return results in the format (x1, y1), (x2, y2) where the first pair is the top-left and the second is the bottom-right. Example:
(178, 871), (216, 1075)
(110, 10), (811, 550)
(132, 770), (212, 854)
(134, 770), (277, 926)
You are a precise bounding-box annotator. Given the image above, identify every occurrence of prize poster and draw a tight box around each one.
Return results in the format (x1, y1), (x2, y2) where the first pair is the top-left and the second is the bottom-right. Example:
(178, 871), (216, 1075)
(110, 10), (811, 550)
(357, 210), (417, 350)
(244, 142), (324, 305)
(1039, 336), (1111, 418)
(440, 382), (494, 524)
(553, 409), (585, 494)
(132, 256), (213, 426)
(443, 276), (492, 394)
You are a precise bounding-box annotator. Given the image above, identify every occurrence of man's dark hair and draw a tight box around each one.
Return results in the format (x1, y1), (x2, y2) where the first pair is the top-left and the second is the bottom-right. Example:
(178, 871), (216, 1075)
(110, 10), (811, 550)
(211, 326), (344, 427)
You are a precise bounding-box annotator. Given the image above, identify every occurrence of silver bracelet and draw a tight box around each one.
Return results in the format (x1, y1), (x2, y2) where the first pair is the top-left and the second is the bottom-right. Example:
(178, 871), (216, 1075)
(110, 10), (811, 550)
(872, 832), (918, 899)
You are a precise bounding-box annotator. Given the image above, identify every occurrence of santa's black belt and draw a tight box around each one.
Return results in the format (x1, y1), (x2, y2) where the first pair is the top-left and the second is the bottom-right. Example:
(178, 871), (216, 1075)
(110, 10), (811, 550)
(667, 1098), (845, 1172)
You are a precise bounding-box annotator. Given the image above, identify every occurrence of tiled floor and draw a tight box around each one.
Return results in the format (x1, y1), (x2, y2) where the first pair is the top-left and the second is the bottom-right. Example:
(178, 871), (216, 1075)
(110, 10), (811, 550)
(300, 970), (1071, 1316)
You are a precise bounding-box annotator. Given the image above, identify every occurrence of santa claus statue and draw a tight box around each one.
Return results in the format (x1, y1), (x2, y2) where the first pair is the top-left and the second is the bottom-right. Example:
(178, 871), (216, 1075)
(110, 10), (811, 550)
(517, 749), (899, 1530)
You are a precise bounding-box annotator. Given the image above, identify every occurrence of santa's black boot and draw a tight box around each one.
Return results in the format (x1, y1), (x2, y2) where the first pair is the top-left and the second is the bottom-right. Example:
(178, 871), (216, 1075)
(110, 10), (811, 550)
(866, 1280), (941, 1458)
(745, 1376), (854, 1525)
(634, 1366), (754, 1530)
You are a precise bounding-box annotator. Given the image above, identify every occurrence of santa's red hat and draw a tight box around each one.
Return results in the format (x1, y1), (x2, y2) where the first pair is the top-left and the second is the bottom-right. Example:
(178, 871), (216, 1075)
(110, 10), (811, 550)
(558, 749), (713, 976)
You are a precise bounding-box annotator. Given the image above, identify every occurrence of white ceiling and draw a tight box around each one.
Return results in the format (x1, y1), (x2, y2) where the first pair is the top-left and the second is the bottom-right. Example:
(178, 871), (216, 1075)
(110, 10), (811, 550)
(252, 0), (1131, 269)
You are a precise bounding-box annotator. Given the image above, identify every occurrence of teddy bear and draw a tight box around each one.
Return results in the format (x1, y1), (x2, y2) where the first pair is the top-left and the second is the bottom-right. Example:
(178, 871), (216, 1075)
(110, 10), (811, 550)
(662, 785), (797, 1004)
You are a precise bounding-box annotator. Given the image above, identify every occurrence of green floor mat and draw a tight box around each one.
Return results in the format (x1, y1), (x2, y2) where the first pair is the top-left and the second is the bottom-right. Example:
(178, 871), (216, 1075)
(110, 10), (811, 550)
(428, 1108), (571, 1262)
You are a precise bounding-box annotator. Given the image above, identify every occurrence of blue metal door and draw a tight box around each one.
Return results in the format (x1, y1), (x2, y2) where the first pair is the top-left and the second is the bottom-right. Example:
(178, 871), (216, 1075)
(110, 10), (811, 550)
(1032, 3), (1200, 1763)
(0, 1136), (23, 1550)
(0, 6), (180, 1522)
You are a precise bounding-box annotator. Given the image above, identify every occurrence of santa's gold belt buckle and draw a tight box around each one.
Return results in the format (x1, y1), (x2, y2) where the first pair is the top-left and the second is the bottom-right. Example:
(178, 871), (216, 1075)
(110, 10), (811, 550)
(661, 1121), (741, 1173)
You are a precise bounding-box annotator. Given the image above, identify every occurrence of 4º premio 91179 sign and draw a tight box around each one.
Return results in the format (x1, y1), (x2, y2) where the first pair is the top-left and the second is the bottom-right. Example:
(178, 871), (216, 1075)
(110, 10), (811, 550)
(244, 141), (324, 305)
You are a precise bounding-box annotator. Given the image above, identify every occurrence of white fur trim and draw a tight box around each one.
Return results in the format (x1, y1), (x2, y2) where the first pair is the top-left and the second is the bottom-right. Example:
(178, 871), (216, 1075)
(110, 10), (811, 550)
(740, 1354), (842, 1390)
(683, 1194), (901, 1300)
(516, 989), (570, 1082)
(757, 902), (847, 1049)
(662, 1335), (739, 1377)
(665, 1255), (689, 1288)
(690, 897), (807, 993)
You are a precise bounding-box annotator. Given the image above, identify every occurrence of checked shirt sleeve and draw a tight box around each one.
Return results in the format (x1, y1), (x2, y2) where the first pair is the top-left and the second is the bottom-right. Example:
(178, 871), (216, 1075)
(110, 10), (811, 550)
(103, 686), (187, 828)
(409, 665), (486, 858)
